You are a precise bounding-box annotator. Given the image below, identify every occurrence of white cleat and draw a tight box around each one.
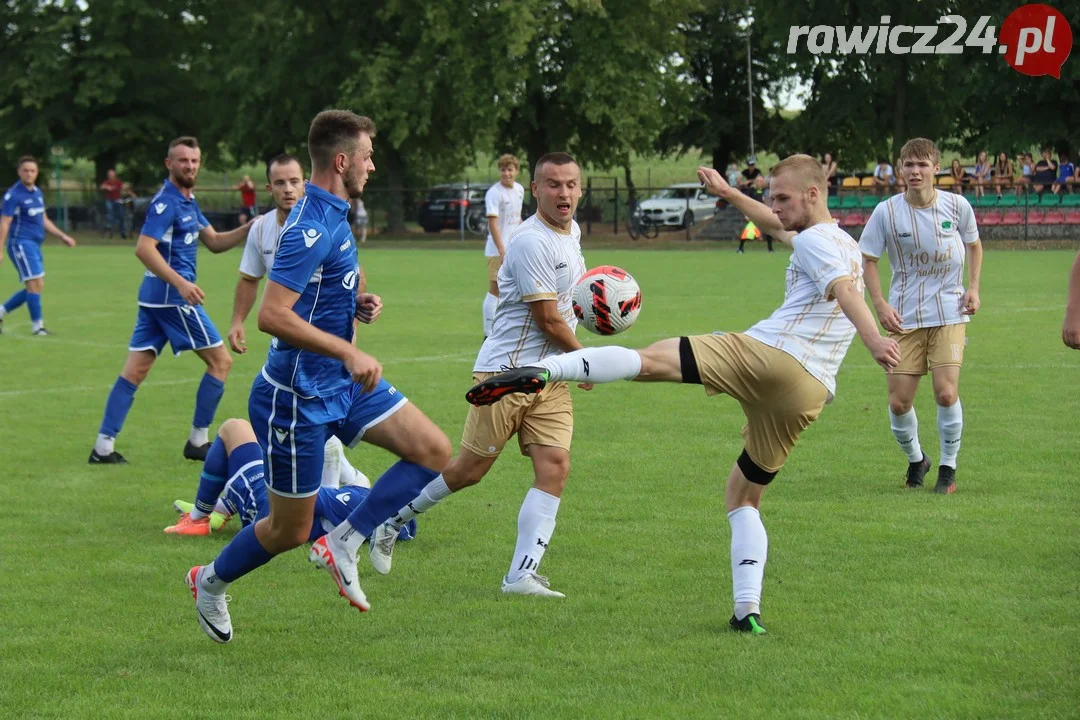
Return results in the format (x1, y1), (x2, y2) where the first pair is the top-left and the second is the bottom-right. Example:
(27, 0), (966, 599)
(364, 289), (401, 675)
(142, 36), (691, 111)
(308, 536), (370, 612)
(186, 566), (232, 643)
(368, 522), (399, 576)
(501, 572), (566, 599)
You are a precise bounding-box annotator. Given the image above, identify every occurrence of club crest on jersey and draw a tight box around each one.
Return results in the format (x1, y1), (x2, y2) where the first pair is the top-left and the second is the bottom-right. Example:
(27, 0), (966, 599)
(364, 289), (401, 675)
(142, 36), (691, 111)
(155, 202), (167, 215)
(941, 221), (953, 230)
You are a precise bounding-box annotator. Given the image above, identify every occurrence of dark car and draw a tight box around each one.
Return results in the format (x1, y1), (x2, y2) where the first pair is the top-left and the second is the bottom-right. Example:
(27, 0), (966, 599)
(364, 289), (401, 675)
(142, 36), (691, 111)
(418, 183), (491, 234)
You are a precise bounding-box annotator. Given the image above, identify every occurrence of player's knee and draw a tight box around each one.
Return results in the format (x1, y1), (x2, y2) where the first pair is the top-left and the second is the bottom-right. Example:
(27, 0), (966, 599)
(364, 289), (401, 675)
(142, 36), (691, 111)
(210, 349), (233, 376)
(888, 397), (913, 415)
(413, 429), (452, 471)
(217, 418), (255, 447)
(935, 388), (958, 407)
(263, 520), (311, 552)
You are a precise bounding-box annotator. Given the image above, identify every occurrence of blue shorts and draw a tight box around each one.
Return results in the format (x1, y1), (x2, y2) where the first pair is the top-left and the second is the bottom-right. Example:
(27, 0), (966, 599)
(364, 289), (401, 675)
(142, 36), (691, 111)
(128, 305), (223, 356)
(7, 241), (43, 283)
(249, 373), (409, 498)
(311, 485), (417, 541)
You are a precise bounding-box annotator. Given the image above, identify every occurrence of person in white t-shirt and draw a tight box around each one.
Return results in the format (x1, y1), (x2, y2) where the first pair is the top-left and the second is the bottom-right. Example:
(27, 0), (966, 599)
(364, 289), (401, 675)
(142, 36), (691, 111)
(225, 153), (371, 490)
(481, 153), (525, 336)
(860, 138), (983, 495)
(464, 155), (900, 635)
(365, 153), (588, 600)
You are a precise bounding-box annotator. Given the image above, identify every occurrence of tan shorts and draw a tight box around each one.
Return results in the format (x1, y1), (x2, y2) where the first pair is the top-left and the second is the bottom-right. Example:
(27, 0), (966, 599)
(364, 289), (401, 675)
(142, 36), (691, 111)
(486, 256), (503, 284)
(461, 373), (573, 457)
(687, 333), (829, 474)
(890, 324), (966, 375)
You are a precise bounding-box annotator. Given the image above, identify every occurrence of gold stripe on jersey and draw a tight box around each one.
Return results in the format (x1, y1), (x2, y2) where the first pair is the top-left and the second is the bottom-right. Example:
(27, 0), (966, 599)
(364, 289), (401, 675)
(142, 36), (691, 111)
(510, 314), (534, 367)
(885, 197), (907, 319)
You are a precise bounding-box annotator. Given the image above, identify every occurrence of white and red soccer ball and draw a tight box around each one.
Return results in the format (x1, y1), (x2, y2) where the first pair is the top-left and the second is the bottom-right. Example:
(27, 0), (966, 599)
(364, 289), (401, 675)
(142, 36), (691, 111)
(572, 266), (642, 336)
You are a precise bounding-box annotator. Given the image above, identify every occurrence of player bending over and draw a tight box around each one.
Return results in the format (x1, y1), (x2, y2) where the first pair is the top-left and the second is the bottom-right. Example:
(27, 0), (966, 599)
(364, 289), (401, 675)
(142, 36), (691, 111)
(466, 155), (900, 634)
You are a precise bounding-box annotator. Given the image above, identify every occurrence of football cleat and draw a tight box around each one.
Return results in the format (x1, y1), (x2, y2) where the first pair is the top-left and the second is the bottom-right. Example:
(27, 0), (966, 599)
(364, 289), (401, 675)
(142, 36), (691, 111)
(905, 455), (931, 489)
(31, 327), (52, 336)
(934, 465), (957, 494)
(186, 566), (232, 643)
(729, 613), (767, 635)
(466, 367), (548, 406)
(501, 572), (565, 598)
(172, 500), (230, 530)
(165, 513), (212, 536)
(183, 440), (211, 462)
(308, 536), (370, 612)
(88, 449), (128, 465)
(368, 522), (399, 576)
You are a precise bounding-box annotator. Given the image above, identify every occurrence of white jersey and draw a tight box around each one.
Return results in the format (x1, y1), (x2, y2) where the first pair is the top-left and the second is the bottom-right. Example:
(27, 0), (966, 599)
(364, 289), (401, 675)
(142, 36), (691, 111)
(745, 223), (863, 399)
(484, 181), (525, 257)
(859, 191), (979, 329)
(474, 214), (586, 371)
(238, 212), (283, 278)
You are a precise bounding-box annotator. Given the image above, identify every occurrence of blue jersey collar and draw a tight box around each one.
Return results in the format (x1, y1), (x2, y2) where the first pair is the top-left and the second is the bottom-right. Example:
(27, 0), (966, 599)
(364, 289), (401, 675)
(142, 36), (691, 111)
(162, 178), (194, 201)
(304, 182), (351, 214)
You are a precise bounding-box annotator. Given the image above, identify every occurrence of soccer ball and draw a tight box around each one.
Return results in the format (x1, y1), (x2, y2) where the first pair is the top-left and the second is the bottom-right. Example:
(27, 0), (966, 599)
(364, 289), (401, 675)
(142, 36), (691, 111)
(572, 266), (642, 336)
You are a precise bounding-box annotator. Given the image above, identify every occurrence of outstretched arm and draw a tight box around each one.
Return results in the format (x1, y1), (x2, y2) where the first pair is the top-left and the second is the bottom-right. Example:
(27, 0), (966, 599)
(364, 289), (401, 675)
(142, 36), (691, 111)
(200, 220), (254, 253)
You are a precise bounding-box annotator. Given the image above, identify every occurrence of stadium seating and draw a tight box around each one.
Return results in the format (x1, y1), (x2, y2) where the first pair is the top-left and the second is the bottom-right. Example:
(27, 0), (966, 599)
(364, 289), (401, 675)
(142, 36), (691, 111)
(1027, 210), (1045, 225)
(1061, 193), (1080, 207)
(1001, 210), (1024, 225)
(841, 177), (861, 190)
(1065, 211), (1080, 224)
(979, 211), (1000, 226)
(841, 195), (860, 209)
(860, 195), (881, 209)
(860, 176), (877, 188)
(1043, 210), (1065, 224)
(937, 176), (955, 188)
(827, 196), (841, 210)
(841, 212), (864, 227)
(998, 195), (1018, 208)
(1039, 193), (1061, 207)
(964, 193), (978, 205)
(977, 195), (998, 208)
(831, 212), (842, 222)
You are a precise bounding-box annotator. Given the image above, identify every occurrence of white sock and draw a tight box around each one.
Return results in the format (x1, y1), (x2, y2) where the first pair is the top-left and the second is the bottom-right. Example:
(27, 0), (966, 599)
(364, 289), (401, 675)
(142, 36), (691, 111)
(189, 426), (209, 446)
(888, 408), (923, 463)
(389, 476), (451, 528)
(330, 520), (367, 557)
(507, 488), (560, 583)
(94, 433), (115, 456)
(190, 507), (209, 520)
(482, 293), (498, 336)
(31, 319), (43, 331)
(213, 499), (230, 515)
(321, 437), (343, 488)
(535, 346), (642, 383)
(728, 506), (768, 620)
(938, 399), (963, 468)
(198, 562), (228, 595)
(0, 306), (7, 318)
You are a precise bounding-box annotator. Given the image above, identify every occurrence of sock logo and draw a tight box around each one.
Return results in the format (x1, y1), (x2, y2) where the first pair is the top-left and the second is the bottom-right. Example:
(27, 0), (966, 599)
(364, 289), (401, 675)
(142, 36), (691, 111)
(536, 538), (549, 549)
(738, 559), (758, 566)
(407, 502), (420, 515)
(582, 359), (590, 377)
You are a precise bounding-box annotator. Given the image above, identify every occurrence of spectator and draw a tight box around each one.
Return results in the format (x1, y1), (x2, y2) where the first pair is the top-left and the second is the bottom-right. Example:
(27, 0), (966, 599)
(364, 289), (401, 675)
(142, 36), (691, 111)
(894, 156), (907, 192)
(1032, 147), (1057, 195)
(1015, 152), (1033, 197)
(821, 152), (837, 195)
(234, 174), (257, 223)
(99, 168), (127, 239)
(971, 151), (991, 200)
(992, 152), (1013, 199)
(725, 162), (741, 188)
(949, 159), (967, 193)
(351, 197), (368, 243)
(1052, 152), (1074, 195)
(872, 157), (895, 195)
(740, 157), (764, 200)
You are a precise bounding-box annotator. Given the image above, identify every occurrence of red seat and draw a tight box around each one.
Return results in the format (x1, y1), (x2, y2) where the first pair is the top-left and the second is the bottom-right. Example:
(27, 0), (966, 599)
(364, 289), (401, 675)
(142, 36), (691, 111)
(980, 211), (1001, 226)
(1001, 210), (1024, 225)
(1044, 210), (1065, 224)
(831, 212), (842, 222)
(1065, 211), (1080, 224)
(841, 212), (864, 227)
(1027, 210), (1045, 225)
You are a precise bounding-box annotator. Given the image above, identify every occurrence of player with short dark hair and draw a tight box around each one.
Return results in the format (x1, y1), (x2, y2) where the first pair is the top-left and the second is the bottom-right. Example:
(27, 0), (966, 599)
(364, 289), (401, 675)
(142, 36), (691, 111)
(0, 155), (77, 336)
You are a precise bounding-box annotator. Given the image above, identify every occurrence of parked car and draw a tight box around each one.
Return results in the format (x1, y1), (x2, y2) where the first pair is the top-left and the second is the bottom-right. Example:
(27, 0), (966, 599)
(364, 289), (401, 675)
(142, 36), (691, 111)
(636, 183), (718, 229)
(418, 183), (491, 234)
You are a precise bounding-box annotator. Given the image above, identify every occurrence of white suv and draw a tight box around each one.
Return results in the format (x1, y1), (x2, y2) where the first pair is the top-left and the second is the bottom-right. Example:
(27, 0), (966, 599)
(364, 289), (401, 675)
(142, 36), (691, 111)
(636, 183), (718, 228)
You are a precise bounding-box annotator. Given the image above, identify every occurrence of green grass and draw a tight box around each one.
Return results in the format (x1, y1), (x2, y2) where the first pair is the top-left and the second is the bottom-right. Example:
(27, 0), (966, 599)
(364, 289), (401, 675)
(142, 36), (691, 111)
(0, 245), (1077, 719)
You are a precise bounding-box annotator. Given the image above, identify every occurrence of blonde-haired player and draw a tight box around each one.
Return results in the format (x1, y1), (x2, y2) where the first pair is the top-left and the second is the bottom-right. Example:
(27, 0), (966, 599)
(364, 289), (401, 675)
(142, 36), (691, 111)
(481, 153), (525, 336)
(367, 153), (587, 598)
(860, 138), (983, 494)
(466, 155), (900, 633)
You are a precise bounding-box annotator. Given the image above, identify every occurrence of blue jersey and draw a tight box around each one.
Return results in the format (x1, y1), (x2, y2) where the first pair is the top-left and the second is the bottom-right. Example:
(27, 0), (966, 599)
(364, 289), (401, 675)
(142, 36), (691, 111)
(1, 182), (46, 244)
(262, 183), (358, 399)
(137, 180), (209, 306)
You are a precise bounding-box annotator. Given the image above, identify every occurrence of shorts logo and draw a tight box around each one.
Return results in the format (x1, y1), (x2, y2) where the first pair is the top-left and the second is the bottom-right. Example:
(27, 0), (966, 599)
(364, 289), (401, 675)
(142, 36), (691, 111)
(155, 203), (167, 215)
(488, 445), (497, 453)
(336, 492), (352, 505)
(272, 427), (289, 444)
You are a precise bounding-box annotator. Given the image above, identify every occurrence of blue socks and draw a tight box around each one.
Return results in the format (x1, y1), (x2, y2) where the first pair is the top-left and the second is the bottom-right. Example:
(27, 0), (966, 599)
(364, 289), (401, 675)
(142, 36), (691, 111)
(193, 373), (226, 429)
(26, 292), (41, 323)
(211, 524), (275, 584)
(99, 376), (138, 437)
(342, 461), (440, 538)
(194, 438), (230, 515)
(2, 289), (27, 314)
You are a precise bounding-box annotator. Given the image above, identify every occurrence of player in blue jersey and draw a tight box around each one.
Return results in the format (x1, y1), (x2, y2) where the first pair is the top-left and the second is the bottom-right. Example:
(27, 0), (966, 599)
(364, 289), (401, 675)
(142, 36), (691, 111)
(88, 137), (254, 465)
(185, 110), (452, 643)
(0, 155), (77, 336)
(164, 418), (417, 543)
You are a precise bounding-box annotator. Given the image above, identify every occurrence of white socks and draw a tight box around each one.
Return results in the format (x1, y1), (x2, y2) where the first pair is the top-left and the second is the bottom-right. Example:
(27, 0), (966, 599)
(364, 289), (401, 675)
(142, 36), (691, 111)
(0, 306), (6, 319)
(389, 476), (451, 528)
(94, 433), (115, 456)
(889, 408), (923, 463)
(189, 426), (209, 447)
(31, 319), (43, 332)
(330, 519), (367, 557)
(536, 346), (642, 383)
(483, 293), (498, 336)
(507, 488), (560, 582)
(728, 506), (767, 620)
(938, 400), (963, 468)
(198, 562), (228, 595)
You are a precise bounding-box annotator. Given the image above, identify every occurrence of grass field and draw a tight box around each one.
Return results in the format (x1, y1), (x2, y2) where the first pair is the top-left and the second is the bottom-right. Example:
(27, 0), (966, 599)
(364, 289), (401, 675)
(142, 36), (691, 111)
(1, 243), (1077, 719)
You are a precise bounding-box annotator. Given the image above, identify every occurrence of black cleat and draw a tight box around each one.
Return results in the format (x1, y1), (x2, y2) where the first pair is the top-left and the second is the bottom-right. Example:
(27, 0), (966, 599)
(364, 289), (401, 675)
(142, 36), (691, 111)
(183, 440), (211, 462)
(32, 327), (52, 336)
(465, 367), (549, 406)
(729, 613), (767, 635)
(905, 455), (931, 489)
(89, 449), (128, 465)
(934, 465), (957, 494)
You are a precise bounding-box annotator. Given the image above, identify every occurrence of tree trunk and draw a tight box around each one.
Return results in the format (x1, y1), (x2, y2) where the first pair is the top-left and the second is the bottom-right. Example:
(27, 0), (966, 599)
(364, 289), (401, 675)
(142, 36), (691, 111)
(891, 56), (908, 163)
(383, 146), (407, 234)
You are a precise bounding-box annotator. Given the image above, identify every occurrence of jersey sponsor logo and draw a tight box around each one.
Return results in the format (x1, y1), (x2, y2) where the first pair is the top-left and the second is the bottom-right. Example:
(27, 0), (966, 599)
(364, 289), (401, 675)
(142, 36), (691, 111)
(181, 215), (193, 223)
(183, 232), (197, 245)
(554, 261), (568, 270)
(155, 202), (167, 215)
(23, 198), (33, 204)
(899, 231), (912, 238)
(27, 207), (44, 217)
(263, 249), (273, 255)
(303, 228), (322, 247)
(342, 270), (358, 290)
(339, 238), (352, 252)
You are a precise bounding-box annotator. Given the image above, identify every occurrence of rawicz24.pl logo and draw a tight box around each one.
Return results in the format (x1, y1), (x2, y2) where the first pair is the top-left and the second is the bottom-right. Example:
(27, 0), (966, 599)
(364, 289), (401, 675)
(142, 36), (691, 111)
(786, 4), (1072, 78)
